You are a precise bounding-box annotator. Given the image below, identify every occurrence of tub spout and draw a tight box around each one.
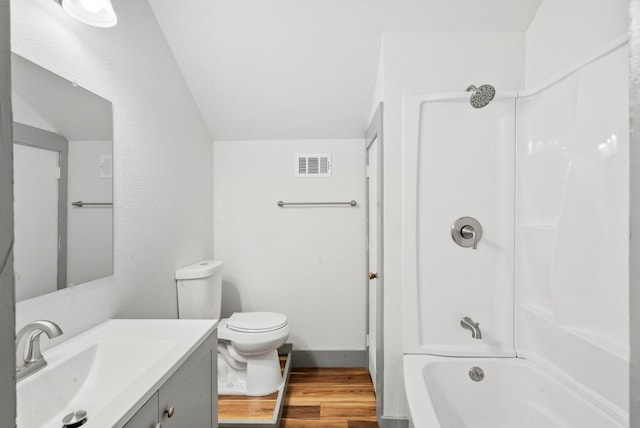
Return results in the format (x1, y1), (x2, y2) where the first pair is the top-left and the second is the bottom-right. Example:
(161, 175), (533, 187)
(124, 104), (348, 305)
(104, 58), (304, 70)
(461, 317), (482, 339)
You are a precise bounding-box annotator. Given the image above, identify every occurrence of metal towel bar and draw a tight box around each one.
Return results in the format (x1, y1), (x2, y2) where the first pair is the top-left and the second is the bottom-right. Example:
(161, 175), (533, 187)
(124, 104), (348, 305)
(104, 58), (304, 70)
(277, 200), (357, 207)
(71, 201), (112, 208)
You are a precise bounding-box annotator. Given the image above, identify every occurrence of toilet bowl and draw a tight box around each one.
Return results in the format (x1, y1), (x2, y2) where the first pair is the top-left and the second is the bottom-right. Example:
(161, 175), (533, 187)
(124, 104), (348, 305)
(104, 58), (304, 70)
(175, 260), (290, 396)
(217, 312), (290, 395)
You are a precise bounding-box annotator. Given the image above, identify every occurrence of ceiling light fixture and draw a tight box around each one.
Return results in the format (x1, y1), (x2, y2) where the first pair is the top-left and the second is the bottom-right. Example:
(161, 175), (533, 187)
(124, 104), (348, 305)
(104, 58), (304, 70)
(53, 0), (118, 28)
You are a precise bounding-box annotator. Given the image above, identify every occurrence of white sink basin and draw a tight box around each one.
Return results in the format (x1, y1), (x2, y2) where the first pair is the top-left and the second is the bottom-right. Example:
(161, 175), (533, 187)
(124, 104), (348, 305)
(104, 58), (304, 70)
(16, 319), (217, 428)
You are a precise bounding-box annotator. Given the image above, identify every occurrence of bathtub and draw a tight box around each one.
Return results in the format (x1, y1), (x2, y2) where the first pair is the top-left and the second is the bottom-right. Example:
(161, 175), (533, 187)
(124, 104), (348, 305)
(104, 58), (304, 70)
(403, 354), (627, 428)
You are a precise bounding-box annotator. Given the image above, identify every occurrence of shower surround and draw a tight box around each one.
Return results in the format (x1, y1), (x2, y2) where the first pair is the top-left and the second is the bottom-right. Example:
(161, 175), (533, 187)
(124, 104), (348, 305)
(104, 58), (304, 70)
(402, 36), (629, 427)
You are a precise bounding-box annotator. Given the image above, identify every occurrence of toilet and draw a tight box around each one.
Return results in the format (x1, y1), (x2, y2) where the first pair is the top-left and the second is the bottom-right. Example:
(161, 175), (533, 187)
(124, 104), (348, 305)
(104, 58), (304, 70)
(175, 260), (290, 396)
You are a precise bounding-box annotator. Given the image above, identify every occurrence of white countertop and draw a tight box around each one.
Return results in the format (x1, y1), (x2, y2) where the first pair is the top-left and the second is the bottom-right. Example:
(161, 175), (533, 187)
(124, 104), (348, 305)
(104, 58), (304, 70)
(17, 319), (218, 428)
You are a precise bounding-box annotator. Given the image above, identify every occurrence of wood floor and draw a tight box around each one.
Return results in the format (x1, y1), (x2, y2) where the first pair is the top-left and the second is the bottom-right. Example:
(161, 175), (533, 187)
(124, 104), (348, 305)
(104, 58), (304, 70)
(281, 367), (378, 428)
(218, 358), (379, 428)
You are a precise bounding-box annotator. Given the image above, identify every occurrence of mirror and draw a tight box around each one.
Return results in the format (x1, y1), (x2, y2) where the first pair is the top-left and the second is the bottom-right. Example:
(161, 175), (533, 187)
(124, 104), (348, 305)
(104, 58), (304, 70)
(11, 53), (113, 301)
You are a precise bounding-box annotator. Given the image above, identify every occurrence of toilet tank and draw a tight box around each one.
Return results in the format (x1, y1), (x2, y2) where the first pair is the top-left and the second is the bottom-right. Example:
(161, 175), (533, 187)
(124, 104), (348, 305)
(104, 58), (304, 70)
(175, 260), (224, 319)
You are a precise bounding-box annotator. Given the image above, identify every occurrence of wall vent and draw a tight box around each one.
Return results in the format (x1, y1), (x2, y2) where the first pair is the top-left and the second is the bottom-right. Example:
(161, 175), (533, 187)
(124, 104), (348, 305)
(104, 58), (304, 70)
(295, 153), (331, 177)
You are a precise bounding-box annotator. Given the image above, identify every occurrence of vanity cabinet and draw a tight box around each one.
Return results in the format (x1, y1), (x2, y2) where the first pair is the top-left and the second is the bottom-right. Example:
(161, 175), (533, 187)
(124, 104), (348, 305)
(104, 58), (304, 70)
(124, 392), (159, 428)
(123, 330), (218, 428)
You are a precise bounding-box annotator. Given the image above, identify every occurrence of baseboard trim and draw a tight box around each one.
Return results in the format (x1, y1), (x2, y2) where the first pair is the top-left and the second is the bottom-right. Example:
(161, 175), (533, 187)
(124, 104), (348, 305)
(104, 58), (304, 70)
(291, 349), (367, 368)
(380, 416), (410, 428)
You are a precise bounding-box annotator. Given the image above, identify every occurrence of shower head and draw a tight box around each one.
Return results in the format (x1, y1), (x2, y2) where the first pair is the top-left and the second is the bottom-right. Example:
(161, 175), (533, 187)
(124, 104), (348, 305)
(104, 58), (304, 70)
(466, 84), (495, 109)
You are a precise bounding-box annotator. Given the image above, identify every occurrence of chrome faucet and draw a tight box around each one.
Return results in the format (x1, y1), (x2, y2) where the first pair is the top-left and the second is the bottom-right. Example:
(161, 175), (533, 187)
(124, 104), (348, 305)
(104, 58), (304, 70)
(16, 320), (63, 381)
(460, 317), (482, 339)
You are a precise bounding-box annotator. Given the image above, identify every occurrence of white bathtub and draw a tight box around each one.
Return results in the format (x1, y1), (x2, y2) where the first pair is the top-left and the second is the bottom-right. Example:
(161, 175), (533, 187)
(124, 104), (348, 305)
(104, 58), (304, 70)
(403, 355), (627, 428)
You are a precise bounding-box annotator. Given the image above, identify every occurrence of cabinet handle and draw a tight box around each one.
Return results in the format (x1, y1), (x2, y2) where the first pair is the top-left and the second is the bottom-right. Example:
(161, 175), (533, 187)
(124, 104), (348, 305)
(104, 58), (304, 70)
(164, 406), (175, 418)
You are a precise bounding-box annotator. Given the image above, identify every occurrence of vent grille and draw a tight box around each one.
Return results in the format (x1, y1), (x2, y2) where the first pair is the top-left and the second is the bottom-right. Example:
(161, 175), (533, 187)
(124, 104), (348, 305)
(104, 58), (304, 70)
(298, 157), (307, 174)
(295, 153), (331, 177)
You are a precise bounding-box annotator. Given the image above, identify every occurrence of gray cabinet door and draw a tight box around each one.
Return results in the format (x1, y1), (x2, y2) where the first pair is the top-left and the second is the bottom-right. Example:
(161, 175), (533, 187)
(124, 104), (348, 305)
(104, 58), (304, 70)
(123, 392), (159, 428)
(158, 333), (216, 428)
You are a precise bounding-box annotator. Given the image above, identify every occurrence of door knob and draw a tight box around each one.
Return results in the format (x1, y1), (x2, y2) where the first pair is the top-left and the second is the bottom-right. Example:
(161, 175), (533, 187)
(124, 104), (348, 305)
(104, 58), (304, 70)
(369, 272), (378, 280)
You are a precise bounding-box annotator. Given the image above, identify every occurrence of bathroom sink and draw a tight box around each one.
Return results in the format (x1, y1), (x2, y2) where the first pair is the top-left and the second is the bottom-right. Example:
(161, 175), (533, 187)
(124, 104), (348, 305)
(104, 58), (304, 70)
(16, 319), (217, 428)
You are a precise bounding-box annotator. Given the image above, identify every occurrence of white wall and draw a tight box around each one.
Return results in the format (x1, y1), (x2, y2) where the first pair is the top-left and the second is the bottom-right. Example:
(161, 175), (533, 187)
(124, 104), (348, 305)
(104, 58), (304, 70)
(404, 95), (516, 357)
(11, 92), (56, 133)
(516, 44), (629, 413)
(213, 139), (366, 351)
(525, 0), (629, 87)
(369, 49), (384, 124)
(517, 0), (630, 413)
(12, 0), (213, 347)
(630, 0), (640, 422)
(380, 32), (525, 417)
(67, 140), (113, 286)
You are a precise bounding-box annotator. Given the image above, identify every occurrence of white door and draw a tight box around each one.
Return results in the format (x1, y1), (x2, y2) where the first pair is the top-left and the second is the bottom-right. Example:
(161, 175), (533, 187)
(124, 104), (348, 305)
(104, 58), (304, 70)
(366, 135), (379, 387)
(13, 144), (60, 300)
(366, 103), (383, 401)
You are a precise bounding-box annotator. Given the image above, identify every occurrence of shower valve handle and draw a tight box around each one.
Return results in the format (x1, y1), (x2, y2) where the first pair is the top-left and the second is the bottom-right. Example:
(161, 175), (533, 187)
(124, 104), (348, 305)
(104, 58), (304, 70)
(451, 217), (483, 250)
(460, 225), (478, 249)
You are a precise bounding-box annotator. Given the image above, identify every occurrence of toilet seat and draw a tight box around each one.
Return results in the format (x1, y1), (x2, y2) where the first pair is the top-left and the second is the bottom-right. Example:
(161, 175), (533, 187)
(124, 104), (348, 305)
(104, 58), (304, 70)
(226, 312), (288, 333)
(218, 312), (290, 357)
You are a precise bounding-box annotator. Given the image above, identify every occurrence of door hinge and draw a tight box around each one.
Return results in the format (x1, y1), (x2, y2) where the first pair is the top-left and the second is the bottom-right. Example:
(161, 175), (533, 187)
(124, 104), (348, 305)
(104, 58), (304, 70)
(365, 334), (370, 347)
(56, 167), (61, 180)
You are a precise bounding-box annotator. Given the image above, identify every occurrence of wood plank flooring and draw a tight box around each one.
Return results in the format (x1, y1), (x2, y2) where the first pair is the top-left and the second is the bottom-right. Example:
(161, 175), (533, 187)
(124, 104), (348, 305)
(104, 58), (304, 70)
(218, 357), (378, 427)
(282, 367), (378, 428)
(218, 355), (287, 423)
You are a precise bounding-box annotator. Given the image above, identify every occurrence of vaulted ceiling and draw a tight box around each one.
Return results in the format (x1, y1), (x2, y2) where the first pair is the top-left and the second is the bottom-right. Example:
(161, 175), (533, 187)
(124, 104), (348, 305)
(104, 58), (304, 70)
(148, 0), (542, 141)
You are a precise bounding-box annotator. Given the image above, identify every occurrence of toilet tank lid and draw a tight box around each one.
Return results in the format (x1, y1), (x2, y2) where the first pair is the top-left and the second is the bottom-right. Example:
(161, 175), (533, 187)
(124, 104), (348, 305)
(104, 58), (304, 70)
(175, 260), (223, 280)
